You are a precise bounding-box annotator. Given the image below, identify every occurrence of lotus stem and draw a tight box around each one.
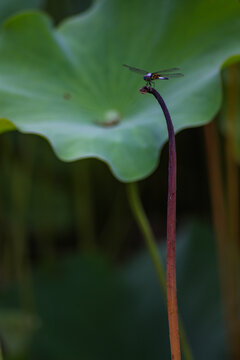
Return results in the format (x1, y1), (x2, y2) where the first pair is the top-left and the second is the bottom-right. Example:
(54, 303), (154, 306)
(140, 85), (181, 360)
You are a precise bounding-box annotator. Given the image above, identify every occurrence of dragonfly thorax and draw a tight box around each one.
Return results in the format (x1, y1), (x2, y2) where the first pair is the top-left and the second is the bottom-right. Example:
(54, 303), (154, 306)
(143, 73), (152, 81)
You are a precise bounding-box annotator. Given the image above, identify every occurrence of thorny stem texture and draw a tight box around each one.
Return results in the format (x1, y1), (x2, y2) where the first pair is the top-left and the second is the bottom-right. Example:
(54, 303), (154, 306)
(140, 85), (181, 360)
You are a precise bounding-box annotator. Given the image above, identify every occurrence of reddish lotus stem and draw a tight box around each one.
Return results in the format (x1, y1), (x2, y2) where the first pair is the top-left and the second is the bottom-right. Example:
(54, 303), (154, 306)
(140, 85), (181, 360)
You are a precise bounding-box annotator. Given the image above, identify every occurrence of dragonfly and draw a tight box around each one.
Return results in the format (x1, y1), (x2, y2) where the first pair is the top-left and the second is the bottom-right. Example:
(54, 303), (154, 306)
(123, 64), (183, 87)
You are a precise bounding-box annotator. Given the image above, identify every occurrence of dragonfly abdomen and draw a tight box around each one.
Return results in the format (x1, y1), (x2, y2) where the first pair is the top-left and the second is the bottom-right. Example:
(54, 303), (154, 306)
(152, 74), (168, 80)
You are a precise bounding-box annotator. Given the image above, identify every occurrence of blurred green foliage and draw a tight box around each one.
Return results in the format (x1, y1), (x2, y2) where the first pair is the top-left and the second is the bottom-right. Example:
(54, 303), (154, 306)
(0, 221), (225, 360)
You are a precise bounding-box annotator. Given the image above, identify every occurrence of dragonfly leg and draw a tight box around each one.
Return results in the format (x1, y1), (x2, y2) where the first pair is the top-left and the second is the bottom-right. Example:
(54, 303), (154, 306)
(148, 81), (155, 89)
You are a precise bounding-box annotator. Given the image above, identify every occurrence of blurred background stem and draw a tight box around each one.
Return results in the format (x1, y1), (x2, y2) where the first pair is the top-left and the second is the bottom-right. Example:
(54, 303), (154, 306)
(204, 95), (240, 359)
(2, 135), (35, 312)
(225, 64), (240, 360)
(99, 187), (130, 258)
(203, 120), (232, 354)
(226, 65), (239, 247)
(72, 161), (96, 251)
(126, 182), (166, 291)
(126, 182), (193, 360)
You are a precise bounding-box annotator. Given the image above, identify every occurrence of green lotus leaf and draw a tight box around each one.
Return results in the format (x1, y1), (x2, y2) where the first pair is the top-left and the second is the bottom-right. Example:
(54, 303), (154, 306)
(0, 0), (42, 25)
(0, 0), (240, 181)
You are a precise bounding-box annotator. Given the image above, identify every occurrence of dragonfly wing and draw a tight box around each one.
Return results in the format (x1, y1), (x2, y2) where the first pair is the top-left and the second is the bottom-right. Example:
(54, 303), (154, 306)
(152, 67), (180, 74)
(158, 73), (184, 78)
(123, 64), (148, 75)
